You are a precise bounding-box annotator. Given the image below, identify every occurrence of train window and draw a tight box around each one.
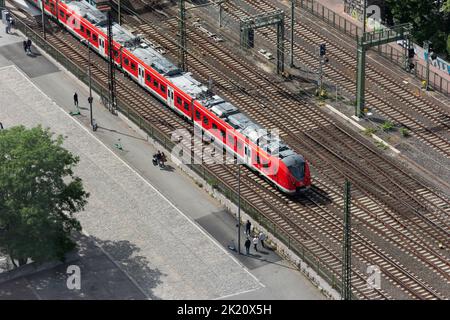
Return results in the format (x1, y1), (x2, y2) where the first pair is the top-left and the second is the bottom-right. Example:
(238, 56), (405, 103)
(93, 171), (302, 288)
(124, 58), (129, 65)
(130, 63), (136, 71)
(176, 96), (182, 105)
(59, 10), (65, 18)
(86, 29), (91, 37)
(212, 123), (217, 130)
(146, 74), (151, 82)
(80, 25), (84, 33)
(113, 50), (119, 57)
(44, 0), (49, 4)
(203, 117), (209, 125)
(183, 102), (189, 111)
(92, 34), (97, 42)
(195, 110), (201, 120)
(237, 141), (243, 150)
(228, 134), (234, 144)
(220, 130), (225, 137)
(160, 84), (166, 94)
(153, 79), (158, 88)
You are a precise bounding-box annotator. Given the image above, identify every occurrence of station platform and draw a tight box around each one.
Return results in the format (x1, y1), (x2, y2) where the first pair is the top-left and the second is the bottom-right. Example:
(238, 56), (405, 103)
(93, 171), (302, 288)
(0, 19), (324, 299)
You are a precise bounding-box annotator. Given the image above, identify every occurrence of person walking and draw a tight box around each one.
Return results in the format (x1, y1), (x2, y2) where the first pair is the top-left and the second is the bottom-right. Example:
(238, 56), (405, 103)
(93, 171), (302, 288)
(23, 40), (28, 53)
(244, 238), (251, 255)
(259, 231), (266, 248)
(5, 19), (10, 34)
(73, 92), (79, 107)
(252, 235), (258, 252)
(26, 38), (32, 54)
(245, 220), (251, 236)
(0, 122), (4, 130)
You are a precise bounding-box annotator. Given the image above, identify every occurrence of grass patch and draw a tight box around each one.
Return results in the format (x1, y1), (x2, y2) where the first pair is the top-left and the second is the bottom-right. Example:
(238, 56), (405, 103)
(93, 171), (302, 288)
(376, 141), (388, 150)
(400, 128), (410, 137)
(363, 127), (377, 136)
(380, 121), (395, 132)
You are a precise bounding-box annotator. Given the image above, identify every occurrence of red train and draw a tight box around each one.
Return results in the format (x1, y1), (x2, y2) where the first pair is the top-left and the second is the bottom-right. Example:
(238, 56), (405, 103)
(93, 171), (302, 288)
(31, 0), (311, 194)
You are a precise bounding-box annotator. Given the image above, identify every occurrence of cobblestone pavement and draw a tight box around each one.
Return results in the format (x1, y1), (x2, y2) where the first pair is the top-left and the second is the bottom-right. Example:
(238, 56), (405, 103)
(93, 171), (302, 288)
(0, 65), (262, 299)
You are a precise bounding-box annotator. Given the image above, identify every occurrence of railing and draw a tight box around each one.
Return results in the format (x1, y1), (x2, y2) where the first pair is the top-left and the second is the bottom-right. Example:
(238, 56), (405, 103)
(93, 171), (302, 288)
(12, 12), (343, 298)
(299, 0), (449, 96)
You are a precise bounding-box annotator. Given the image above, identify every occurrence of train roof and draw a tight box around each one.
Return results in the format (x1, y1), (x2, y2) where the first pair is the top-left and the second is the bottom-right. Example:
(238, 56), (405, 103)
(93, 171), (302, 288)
(169, 73), (208, 98)
(64, 0), (107, 26)
(132, 42), (180, 76)
(71, 0), (302, 163)
(98, 23), (138, 47)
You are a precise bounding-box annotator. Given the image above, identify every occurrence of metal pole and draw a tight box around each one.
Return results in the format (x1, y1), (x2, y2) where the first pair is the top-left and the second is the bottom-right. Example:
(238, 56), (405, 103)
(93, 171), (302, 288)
(290, 0), (295, 67)
(424, 40), (430, 91)
(219, 1), (222, 28)
(362, 0), (366, 35)
(41, 1), (46, 40)
(277, 16), (285, 74)
(88, 43), (93, 128)
(356, 40), (366, 117)
(179, 0), (187, 71)
(342, 179), (352, 300)
(118, 0), (121, 25)
(237, 164), (241, 254)
(106, 8), (117, 114)
(318, 56), (323, 92)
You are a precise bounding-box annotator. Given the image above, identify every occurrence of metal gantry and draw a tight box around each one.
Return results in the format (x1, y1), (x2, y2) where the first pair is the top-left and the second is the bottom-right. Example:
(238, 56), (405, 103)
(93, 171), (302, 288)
(179, 0), (187, 71)
(239, 10), (285, 74)
(355, 23), (412, 117)
(342, 179), (352, 300)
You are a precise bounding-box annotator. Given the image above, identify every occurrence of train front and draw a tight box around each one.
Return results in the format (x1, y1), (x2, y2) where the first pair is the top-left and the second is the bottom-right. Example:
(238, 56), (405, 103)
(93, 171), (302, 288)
(278, 152), (311, 195)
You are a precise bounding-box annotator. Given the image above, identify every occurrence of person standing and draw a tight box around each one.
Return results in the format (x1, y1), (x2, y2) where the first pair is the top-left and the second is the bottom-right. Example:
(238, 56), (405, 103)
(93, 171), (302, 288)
(245, 220), (251, 236)
(244, 238), (251, 255)
(252, 236), (258, 252)
(259, 231), (266, 248)
(5, 19), (10, 34)
(26, 38), (32, 54)
(0, 122), (4, 130)
(156, 150), (162, 166)
(160, 152), (167, 167)
(9, 17), (14, 32)
(73, 92), (78, 107)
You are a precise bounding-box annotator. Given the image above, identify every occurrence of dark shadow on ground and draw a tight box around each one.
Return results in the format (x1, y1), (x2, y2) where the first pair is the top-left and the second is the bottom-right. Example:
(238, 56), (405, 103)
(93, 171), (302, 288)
(97, 125), (147, 141)
(0, 233), (164, 299)
(92, 236), (164, 300)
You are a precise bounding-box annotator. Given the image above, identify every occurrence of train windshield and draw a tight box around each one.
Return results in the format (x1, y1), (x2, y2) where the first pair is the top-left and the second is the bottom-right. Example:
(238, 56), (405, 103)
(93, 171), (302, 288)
(288, 163), (304, 181)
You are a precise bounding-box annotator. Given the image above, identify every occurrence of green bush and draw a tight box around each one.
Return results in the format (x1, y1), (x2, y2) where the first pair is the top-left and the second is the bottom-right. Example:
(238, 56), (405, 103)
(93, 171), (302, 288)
(381, 121), (394, 132)
(363, 127), (377, 136)
(400, 128), (410, 137)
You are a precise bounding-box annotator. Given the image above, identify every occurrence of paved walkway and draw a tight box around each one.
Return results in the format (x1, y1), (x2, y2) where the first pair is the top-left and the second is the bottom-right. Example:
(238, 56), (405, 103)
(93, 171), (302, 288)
(0, 13), (324, 300)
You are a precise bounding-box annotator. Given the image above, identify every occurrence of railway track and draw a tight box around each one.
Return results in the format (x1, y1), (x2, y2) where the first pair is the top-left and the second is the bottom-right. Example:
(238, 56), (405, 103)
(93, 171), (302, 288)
(115, 1), (450, 298)
(10, 1), (449, 299)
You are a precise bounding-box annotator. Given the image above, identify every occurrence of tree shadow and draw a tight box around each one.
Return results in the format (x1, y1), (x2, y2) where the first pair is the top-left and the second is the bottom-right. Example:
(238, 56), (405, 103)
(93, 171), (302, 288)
(91, 235), (165, 300)
(0, 233), (165, 300)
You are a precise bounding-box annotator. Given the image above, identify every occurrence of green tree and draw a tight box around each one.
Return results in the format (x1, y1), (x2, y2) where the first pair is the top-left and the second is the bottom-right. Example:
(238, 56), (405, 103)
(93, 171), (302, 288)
(0, 125), (89, 267)
(385, 0), (450, 58)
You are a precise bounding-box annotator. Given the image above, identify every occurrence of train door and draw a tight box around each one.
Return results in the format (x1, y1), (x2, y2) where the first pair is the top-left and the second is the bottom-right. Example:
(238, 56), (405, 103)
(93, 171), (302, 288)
(138, 65), (145, 86)
(98, 36), (106, 57)
(244, 144), (252, 166)
(167, 87), (174, 109)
